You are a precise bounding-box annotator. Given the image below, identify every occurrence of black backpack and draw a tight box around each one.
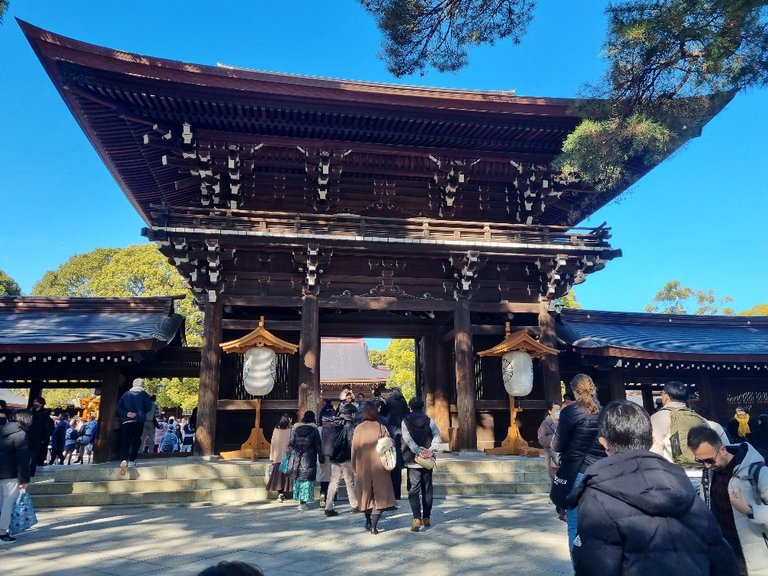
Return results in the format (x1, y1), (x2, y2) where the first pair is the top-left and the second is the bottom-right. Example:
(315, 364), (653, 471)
(329, 420), (350, 462)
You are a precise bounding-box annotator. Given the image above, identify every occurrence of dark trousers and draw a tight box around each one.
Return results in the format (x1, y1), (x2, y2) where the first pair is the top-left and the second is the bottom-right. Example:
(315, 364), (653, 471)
(407, 467), (433, 520)
(29, 440), (48, 477)
(120, 421), (144, 463)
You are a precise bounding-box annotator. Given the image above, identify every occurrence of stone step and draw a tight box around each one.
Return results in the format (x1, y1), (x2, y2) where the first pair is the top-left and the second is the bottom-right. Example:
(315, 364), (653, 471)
(27, 455), (552, 508)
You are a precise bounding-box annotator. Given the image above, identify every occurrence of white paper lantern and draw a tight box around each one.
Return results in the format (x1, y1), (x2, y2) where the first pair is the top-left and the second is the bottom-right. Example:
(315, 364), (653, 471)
(242, 346), (277, 396)
(502, 350), (534, 396)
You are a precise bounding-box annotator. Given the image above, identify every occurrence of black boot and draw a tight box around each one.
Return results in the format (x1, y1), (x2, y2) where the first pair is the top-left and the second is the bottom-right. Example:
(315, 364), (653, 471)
(370, 513), (381, 535)
(364, 511), (372, 532)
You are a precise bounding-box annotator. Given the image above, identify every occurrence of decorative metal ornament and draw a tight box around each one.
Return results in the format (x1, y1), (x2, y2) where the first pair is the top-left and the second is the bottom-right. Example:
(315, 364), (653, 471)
(242, 346), (277, 396)
(502, 350), (534, 397)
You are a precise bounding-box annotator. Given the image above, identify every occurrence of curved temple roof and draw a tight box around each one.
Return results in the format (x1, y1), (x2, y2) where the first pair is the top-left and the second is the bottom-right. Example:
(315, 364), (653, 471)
(558, 309), (768, 362)
(18, 20), (729, 229)
(0, 297), (186, 353)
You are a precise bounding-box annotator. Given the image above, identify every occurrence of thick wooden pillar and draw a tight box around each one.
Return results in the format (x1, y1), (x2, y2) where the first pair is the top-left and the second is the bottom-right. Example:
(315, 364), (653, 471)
(422, 333), (450, 445)
(454, 299), (477, 451)
(298, 294), (320, 419)
(94, 367), (122, 463)
(608, 369), (625, 402)
(641, 383), (655, 414)
(196, 298), (223, 457)
(27, 381), (43, 409)
(538, 301), (561, 402)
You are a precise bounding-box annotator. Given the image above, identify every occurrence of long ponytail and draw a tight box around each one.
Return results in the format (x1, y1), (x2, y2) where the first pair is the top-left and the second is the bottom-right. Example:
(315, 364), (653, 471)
(570, 373), (599, 415)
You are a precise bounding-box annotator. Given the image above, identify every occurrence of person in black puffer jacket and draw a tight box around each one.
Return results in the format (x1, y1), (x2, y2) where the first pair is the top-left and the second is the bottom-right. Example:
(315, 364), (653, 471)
(551, 374), (607, 558)
(289, 411), (324, 511)
(1, 410), (31, 543)
(570, 400), (737, 576)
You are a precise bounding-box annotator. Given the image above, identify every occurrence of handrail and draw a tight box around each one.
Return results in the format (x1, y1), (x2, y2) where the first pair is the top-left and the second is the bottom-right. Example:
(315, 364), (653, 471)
(149, 204), (612, 247)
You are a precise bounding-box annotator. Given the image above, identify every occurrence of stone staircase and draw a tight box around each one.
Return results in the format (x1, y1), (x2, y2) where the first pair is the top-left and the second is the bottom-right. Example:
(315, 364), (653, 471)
(27, 454), (551, 508)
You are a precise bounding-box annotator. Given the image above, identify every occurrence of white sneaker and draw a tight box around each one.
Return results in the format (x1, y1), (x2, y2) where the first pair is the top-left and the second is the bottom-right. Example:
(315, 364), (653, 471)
(118, 460), (128, 476)
(297, 503), (308, 511)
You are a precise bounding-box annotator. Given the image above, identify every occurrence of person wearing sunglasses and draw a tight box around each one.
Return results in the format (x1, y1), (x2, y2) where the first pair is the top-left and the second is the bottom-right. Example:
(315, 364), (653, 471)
(688, 425), (768, 576)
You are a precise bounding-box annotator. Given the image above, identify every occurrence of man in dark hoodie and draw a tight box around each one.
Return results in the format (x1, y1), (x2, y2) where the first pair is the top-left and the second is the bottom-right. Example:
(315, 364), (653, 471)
(571, 400), (737, 576)
(1, 409), (31, 543)
(401, 396), (440, 532)
(27, 396), (53, 477)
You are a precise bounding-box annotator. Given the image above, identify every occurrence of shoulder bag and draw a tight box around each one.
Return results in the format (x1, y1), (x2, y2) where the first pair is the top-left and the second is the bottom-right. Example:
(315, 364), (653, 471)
(376, 424), (397, 471)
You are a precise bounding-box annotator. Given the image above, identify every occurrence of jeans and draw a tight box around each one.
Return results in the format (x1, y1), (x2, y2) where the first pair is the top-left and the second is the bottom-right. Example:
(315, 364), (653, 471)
(566, 472), (584, 561)
(407, 467), (433, 519)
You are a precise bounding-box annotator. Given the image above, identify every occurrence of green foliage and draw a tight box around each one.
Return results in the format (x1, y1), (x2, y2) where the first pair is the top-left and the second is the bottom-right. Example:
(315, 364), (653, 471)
(645, 280), (735, 315)
(32, 248), (118, 297)
(12, 388), (93, 410)
(554, 115), (672, 191)
(368, 349), (388, 367)
(555, 289), (582, 310)
(604, 1), (768, 114)
(739, 303), (768, 316)
(0, 270), (22, 296)
(145, 377), (199, 410)
(360, 0), (535, 76)
(0, 1), (8, 23)
(385, 339), (416, 399)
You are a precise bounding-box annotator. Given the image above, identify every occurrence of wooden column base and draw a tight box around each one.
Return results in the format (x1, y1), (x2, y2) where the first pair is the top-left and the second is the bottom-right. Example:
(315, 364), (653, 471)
(219, 399), (271, 460)
(484, 397), (542, 458)
(219, 426), (271, 460)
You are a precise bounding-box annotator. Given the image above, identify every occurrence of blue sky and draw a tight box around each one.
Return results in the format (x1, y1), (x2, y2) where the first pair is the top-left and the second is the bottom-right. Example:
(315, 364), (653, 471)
(1, 0), (766, 317)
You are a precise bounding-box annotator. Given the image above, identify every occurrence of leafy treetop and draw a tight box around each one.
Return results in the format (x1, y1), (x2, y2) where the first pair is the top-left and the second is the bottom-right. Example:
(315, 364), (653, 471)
(645, 280), (735, 315)
(0, 270), (22, 296)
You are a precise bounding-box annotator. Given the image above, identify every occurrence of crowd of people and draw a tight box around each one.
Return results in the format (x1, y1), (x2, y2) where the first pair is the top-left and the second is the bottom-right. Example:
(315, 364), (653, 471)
(542, 374), (768, 576)
(265, 386), (441, 535)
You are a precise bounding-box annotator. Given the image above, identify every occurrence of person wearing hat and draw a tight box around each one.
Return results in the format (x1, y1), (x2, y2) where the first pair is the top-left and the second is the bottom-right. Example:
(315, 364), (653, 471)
(116, 378), (153, 475)
(323, 403), (359, 517)
(288, 410), (324, 511)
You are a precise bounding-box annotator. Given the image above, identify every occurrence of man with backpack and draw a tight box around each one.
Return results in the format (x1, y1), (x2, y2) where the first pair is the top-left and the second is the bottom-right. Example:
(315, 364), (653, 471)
(322, 403), (358, 517)
(650, 381), (708, 491)
(688, 425), (768, 576)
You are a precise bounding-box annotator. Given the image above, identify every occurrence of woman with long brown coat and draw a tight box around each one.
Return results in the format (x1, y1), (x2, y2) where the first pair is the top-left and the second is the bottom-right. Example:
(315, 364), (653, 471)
(352, 402), (396, 534)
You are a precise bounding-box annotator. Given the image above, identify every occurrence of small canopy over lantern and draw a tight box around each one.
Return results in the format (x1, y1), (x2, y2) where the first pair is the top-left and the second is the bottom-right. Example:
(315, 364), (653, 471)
(220, 316), (298, 397)
(477, 322), (558, 457)
(477, 323), (558, 398)
(219, 316), (298, 460)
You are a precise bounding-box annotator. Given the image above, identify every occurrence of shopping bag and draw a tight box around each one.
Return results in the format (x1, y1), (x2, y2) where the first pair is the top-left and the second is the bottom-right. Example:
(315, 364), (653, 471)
(10, 489), (38, 535)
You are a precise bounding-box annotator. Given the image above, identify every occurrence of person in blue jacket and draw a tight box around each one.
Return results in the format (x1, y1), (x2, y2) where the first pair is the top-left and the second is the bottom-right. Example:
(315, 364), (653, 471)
(116, 378), (153, 475)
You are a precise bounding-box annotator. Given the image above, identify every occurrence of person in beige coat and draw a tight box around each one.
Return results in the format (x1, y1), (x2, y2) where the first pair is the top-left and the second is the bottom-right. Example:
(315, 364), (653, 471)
(352, 402), (396, 534)
(266, 414), (293, 503)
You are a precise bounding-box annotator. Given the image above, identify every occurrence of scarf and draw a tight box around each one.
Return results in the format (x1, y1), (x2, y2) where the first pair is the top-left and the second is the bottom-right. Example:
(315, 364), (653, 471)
(735, 413), (751, 438)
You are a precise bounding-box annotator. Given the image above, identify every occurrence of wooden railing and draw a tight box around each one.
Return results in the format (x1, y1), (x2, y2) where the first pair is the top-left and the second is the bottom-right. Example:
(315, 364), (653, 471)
(149, 205), (612, 249)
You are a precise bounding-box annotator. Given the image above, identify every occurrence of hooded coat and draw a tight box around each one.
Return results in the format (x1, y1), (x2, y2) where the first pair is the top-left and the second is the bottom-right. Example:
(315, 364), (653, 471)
(571, 450), (738, 576)
(288, 422), (324, 481)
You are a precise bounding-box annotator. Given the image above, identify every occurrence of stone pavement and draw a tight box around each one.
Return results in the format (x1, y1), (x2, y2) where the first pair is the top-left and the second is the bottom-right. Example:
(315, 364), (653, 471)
(2, 494), (572, 576)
